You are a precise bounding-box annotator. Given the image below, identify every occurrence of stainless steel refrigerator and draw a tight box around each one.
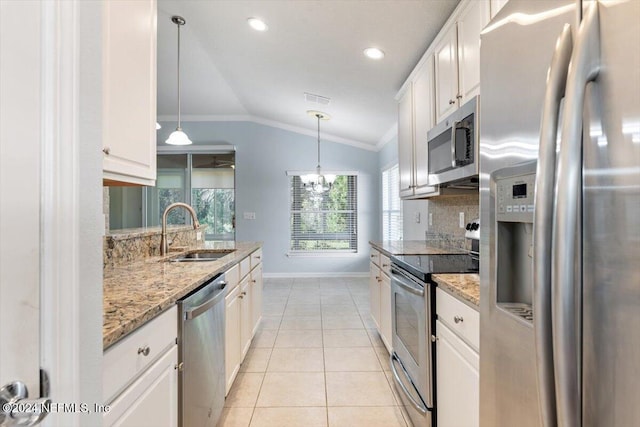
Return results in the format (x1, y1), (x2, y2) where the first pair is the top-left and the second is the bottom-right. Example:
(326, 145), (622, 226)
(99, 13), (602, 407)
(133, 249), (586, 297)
(479, 1), (640, 426)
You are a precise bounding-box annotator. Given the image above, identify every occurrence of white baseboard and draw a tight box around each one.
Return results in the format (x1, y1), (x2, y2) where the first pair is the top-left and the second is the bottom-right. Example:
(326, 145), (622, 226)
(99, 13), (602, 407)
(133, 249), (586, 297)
(263, 272), (369, 279)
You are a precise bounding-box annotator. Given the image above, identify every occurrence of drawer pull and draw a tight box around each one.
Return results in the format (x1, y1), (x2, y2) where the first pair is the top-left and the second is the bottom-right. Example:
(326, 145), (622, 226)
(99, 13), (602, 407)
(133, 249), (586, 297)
(137, 346), (150, 356)
(382, 263), (389, 268)
(454, 315), (464, 324)
(251, 279), (257, 283)
(174, 362), (184, 371)
(255, 255), (261, 260)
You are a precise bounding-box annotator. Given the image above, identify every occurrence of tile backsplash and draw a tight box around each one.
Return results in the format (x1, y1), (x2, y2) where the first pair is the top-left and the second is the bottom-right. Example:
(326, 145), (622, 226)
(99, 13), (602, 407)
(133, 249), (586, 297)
(103, 225), (205, 268)
(403, 193), (479, 249)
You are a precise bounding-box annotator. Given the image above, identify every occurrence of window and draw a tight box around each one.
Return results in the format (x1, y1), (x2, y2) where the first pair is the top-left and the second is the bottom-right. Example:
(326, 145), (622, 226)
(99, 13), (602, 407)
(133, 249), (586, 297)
(289, 173), (358, 254)
(382, 164), (403, 240)
(146, 153), (236, 241)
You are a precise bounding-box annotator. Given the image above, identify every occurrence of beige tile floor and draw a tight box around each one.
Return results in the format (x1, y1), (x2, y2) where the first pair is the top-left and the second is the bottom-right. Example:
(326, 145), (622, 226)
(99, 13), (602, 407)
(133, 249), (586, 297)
(218, 277), (409, 427)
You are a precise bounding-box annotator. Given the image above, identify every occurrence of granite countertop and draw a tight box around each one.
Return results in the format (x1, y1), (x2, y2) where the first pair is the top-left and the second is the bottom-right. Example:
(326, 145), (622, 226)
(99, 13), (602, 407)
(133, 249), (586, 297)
(369, 240), (467, 256)
(432, 274), (480, 307)
(103, 241), (262, 350)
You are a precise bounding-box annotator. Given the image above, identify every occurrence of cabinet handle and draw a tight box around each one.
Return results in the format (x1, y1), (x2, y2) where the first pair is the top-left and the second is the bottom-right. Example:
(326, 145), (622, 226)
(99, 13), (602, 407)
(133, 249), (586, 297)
(255, 256), (261, 260)
(375, 276), (380, 280)
(102, 147), (111, 155)
(251, 279), (256, 283)
(456, 94), (463, 100)
(382, 263), (389, 268)
(448, 99), (456, 105)
(241, 291), (247, 296)
(137, 346), (150, 356)
(454, 315), (464, 324)
(238, 295), (244, 299)
(174, 362), (184, 371)
(431, 334), (439, 342)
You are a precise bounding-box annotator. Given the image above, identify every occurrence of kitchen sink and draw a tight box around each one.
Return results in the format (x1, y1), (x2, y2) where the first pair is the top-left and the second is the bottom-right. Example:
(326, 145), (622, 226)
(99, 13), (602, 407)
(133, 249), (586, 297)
(165, 250), (235, 262)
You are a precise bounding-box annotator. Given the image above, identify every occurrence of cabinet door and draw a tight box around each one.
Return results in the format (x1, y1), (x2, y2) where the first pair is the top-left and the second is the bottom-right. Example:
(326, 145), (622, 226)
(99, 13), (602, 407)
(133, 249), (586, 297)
(103, 0), (157, 186)
(490, 0), (509, 19)
(436, 319), (479, 427)
(434, 24), (459, 123)
(250, 263), (263, 336)
(398, 87), (415, 198)
(379, 273), (392, 353)
(412, 56), (440, 197)
(240, 277), (252, 359)
(225, 286), (241, 396)
(457, 0), (490, 104)
(369, 263), (381, 330)
(104, 345), (178, 427)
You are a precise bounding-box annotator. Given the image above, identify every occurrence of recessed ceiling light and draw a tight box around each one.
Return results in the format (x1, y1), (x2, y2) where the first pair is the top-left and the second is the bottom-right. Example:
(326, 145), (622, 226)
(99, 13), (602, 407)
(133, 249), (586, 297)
(364, 47), (385, 60)
(247, 17), (268, 32)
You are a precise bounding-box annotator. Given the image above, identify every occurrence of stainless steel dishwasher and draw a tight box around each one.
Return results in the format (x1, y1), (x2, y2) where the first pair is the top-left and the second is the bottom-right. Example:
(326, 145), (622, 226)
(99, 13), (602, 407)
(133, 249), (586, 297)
(178, 273), (226, 427)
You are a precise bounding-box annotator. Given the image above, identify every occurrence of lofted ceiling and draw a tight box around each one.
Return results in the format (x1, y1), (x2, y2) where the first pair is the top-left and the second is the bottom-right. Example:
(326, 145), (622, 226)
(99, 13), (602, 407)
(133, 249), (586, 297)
(157, 0), (460, 150)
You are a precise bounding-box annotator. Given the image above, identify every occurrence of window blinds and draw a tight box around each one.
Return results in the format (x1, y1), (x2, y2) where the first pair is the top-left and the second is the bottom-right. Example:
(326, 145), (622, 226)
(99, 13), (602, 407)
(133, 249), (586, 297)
(289, 174), (358, 253)
(382, 165), (403, 241)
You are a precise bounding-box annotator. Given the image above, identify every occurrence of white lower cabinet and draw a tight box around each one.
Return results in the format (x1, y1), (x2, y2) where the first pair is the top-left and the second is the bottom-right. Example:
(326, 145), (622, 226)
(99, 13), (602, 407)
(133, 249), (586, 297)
(225, 284), (242, 395)
(240, 276), (252, 359)
(104, 346), (178, 427)
(250, 262), (263, 335)
(368, 246), (392, 353)
(436, 288), (479, 427)
(224, 249), (263, 395)
(103, 306), (178, 427)
(369, 262), (381, 330)
(379, 273), (392, 352)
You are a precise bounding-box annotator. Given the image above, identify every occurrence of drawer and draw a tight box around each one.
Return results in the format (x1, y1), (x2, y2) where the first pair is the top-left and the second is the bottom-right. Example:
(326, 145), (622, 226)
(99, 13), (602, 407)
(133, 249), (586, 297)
(436, 288), (479, 352)
(239, 256), (251, 280)
(250, 248), (262, 270)
(369, 248), (380, 267)
(379, 254), (391, 277)
(103, 305), (178, 404)
(225, 264), (239, 294)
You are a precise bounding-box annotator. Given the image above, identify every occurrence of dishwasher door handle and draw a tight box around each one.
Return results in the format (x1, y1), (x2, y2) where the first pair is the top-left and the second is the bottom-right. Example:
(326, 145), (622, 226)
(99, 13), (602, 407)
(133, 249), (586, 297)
(185, 285), (226, 320)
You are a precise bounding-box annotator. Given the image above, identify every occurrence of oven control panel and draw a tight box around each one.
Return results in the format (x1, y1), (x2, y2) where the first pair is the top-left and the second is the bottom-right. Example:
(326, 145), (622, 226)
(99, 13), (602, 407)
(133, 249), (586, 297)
(496, 172), (535, 223)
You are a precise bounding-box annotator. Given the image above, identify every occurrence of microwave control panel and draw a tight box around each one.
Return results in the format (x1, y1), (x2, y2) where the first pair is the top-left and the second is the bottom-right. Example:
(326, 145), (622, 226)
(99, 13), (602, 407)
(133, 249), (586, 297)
(496, 172), (535, 223)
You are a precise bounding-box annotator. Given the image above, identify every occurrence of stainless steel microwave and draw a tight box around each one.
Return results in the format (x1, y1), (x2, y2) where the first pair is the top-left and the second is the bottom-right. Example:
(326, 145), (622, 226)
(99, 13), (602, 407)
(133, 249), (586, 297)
(427, 96), (479, 187)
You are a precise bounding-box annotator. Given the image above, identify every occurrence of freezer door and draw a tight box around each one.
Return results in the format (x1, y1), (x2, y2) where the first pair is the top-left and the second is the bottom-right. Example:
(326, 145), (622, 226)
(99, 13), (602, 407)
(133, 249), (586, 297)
(581, 1), (640, 425)
(479, 1), (576, 426)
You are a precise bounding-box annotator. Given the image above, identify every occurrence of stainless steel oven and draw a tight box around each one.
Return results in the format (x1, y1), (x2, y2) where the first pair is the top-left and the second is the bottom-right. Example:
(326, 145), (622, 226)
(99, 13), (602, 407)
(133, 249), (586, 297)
(427, 96), (479, 187)
(390, 264), (433, 427)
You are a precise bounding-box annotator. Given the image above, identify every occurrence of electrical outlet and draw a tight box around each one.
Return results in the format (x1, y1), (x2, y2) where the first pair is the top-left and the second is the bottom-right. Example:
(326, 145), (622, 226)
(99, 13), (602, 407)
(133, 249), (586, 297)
(459, 212), (465, 228)
(196, 231), (202, 241)
(428, 213), (433, 227)
(415, 212), (421, 223)
(243, 212), (256, 220)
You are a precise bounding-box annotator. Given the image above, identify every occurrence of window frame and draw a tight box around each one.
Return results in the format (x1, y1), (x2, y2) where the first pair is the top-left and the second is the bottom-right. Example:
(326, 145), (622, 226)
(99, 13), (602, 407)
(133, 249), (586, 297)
(286, 170), (359, 257)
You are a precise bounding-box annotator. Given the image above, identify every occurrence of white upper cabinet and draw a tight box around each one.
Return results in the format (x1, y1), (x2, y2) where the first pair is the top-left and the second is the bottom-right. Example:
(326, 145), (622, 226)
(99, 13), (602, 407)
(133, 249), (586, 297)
(412, 58), (436, 193)
(490, 0), (509, 19)
(397, 57), (440, 200)
(434, 0), (490, 123)
(457, 0), (490, 104)
(434, 25), (459, 123)
(398, 88), (415, 198)
(103, 0), (157, 186)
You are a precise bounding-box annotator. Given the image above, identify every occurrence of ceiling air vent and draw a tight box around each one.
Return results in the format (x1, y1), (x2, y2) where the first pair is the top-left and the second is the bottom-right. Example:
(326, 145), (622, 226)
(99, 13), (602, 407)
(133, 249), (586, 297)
(304, 92), (331, 106)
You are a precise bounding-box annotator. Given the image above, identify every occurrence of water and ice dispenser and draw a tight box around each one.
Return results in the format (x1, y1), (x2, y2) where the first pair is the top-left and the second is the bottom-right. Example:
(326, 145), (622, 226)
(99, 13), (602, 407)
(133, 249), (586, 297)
(493, 164), (537, 322)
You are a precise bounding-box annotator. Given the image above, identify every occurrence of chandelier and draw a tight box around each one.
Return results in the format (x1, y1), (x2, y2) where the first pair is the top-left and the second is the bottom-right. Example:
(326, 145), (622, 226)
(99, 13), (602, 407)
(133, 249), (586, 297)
(301, 111), (335, 193)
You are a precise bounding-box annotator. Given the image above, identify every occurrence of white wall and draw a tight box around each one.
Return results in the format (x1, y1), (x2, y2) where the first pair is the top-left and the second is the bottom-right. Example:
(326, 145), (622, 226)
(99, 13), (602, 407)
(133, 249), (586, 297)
(157, 121), (380, 275)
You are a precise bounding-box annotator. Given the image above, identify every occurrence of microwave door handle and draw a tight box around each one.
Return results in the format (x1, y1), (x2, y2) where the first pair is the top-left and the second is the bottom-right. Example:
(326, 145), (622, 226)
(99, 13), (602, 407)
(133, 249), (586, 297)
(451, 120), (460, 168)
(533, 23), (573, 427)
(553, 4), (600, 427)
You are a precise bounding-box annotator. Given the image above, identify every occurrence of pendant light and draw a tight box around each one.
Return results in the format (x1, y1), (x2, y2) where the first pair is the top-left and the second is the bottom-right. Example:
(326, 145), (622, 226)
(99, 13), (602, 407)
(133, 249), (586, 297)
(166, 16), (192, 145)
(302, 110), (335, 193)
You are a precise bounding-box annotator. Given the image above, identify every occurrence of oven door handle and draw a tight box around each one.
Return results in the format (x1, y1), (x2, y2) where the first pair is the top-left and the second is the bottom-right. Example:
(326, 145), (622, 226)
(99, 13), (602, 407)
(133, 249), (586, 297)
(390, 352), (428, 415)
(391, 272), (424, 297)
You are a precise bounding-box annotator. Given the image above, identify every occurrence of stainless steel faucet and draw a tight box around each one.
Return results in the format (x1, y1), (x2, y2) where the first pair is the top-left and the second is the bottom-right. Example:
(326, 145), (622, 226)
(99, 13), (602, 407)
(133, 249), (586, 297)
(161, 202), (200, 256)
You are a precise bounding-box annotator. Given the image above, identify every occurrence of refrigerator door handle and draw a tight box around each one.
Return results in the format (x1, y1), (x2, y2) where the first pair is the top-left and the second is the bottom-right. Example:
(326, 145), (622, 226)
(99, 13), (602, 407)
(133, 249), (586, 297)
(533, 23), (573, 427)
(553, 3), (600, 427)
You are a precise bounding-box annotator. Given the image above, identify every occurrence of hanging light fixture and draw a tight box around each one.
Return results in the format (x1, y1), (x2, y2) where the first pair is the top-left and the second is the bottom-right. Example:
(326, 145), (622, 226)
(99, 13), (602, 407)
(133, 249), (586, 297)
(302, 110), (335, 193)
(166, 16), (192, 145)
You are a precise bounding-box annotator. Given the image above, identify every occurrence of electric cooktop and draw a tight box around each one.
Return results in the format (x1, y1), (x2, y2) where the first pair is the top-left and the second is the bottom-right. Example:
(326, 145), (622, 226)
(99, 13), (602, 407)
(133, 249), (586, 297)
(391, 254), (479, 283)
